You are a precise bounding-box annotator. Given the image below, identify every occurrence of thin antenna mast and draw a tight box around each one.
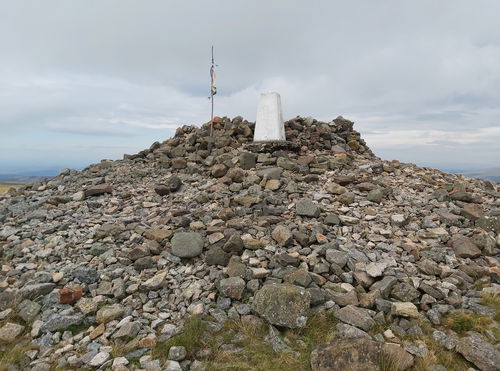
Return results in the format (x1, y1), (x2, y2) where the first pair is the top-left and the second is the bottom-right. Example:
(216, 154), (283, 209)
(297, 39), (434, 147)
(210, 46), (215, 136)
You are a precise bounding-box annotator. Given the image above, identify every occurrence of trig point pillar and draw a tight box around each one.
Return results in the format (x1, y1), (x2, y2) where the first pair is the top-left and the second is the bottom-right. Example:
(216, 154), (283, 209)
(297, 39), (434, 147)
(253, 92), (286, 142)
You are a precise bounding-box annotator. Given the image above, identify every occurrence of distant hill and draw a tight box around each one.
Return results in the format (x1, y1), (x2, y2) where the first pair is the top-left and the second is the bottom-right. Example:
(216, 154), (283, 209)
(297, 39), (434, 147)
(0, 169), (59, 183)
(459, 168), (500, 182)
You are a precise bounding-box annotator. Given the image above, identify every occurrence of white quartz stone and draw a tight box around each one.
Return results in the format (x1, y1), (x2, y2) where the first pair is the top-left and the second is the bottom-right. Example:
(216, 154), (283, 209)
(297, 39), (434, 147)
(253, 92), (286, 142)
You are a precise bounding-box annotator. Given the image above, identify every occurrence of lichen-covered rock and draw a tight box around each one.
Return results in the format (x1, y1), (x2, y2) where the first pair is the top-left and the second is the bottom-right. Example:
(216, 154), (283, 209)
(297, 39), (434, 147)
(311, 338), (381, 371)
(0, 322), (25, 343)
(334, 305), (375, 331)
(171, 232), (204, 258)
(456, 331), (500, 371)
(296, 199), (321, 218)
(391, 302), (420, 318)
(218, 277), (246, 300)
(253, 284), (311, 328)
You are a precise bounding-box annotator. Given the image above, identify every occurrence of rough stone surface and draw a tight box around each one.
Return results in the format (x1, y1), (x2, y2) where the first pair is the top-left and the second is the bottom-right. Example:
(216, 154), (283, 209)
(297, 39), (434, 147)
(0, 115), (498, 369)
(171, 232), (204, 258)
(311, 338), (381, 371)
(391, 302), (420, 318)
(0, 322), (25, 343)
(253, 284), (311, 328)
(218, 277), (246, 300)
(334, 305), (375, 331)
(296, 199), (321, 218)
(451, 235), (482, 258)
(456, 331), (500, 371)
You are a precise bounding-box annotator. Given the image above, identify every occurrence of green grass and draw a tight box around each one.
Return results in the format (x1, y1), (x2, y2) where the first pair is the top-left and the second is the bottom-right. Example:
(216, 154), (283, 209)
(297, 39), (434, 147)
(62, 323), (90, 334)
(0, 341), (34, 371)
(413, 336), (472, 371)
(151, 315), (207, 363)
(378, 351), (406, 371)
(481, 293), (500, 322)
(151, 312), (339, 371)
(441, 311), (492, 335)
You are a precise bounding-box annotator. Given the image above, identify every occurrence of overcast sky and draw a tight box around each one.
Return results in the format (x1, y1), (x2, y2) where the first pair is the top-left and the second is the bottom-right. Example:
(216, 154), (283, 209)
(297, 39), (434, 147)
(1, 1), (499, 174)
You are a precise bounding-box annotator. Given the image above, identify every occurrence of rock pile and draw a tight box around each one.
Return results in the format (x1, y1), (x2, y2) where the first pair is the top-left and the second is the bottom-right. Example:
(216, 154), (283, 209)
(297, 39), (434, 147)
(1, 116), (499, 370)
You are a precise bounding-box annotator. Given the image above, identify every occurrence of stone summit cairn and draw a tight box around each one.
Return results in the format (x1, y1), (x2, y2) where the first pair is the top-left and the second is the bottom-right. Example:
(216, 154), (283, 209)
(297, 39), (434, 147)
(0, 115), (499, 370)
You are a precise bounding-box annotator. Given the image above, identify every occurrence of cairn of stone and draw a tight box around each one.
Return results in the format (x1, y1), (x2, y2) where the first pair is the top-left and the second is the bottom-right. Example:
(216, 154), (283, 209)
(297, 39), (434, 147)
(0, 116), (499, 370)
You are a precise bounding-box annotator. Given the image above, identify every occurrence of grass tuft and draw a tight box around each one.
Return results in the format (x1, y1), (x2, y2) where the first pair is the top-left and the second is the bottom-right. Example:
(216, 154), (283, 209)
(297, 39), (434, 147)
(151, 315), (207, 364)
(378, 350), (405, 371)
(441, 311), (492, 335)
(413, 336), (472, 371)
(0, 341), (34, 371)
(207, 311), (338, 371)
(481, 293), (500, 322)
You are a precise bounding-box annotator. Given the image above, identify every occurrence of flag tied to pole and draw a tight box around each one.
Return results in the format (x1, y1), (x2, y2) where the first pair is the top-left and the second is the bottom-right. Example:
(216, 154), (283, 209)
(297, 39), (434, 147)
(210, 64), (217, 96)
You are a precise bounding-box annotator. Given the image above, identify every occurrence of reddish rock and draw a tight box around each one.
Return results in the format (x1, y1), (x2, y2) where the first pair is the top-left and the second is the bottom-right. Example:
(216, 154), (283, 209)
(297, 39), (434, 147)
(461, 204), (483, 221)
(59, 286), (83, 304)
(297, 155), (315, 166)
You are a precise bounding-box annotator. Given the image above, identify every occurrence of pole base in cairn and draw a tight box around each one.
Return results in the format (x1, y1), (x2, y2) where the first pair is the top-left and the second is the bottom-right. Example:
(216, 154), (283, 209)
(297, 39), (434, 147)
(253, 92), (286, 142)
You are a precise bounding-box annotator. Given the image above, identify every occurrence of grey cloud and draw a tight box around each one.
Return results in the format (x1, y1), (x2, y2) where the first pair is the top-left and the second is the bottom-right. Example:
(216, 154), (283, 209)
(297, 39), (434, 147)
(1, 0), (500, 172)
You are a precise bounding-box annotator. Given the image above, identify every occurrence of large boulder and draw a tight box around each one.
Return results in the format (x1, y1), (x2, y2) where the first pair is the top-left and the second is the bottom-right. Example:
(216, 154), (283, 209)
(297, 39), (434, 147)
(252, 284), (310, 328)
(171, 232), (204, 258)
(456, 331), (500, 371)
(311, 338), (380, 371)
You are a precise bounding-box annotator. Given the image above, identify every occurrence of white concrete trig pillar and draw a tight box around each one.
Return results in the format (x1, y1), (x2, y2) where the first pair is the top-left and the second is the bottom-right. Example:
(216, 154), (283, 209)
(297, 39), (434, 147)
(253, 92), (286, 142)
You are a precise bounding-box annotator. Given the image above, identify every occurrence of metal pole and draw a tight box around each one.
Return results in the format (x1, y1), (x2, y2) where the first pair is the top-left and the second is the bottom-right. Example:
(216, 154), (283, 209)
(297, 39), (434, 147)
(210, 45), (214, 137)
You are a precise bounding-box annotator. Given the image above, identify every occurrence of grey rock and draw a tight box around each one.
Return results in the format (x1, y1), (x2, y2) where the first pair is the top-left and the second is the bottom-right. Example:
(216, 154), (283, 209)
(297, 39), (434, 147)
(223, 234), (244, 254)
(171, 232), (204, 258)
(96, 304), (124, 323)
(265, 325), (292, 352)
(253, 284), (310, 329)
(334, 305), (375, 331)
(72, 266), (100, 284)
(0, 322), (25, 343)
(112, 321), (140, 339)
(218, 277), (246, 300)
(41, 314), (83, 332)
(456, 331), (500, 371)
(168, 345), (187, 361)
(335, 323), (370, 339)
(296, 199), (321, 218)
(391, 282), (420, 302)
(18, 299), (41, 322)
(367, 188), (385, 203)
(311, 338), (381, 371)
(325, 249), (347, 267)
(476, 215), (500, 233)
(432, 330), (457, 350)
(257, 167), (282, 180)
(239, 152), (256, 170)
(19, 283), (56, 299)
(205, 246), (230, 266)
(324, 214), (341, 225)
